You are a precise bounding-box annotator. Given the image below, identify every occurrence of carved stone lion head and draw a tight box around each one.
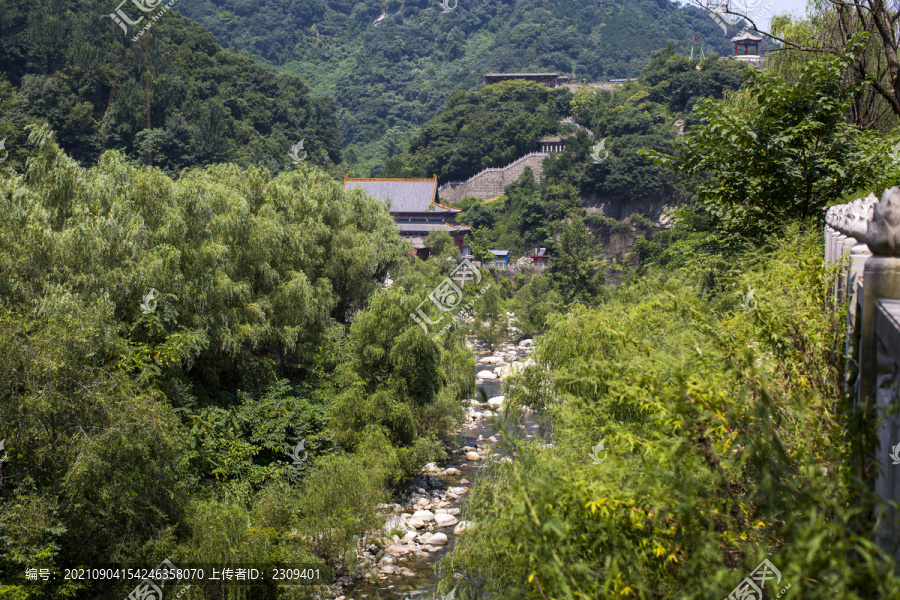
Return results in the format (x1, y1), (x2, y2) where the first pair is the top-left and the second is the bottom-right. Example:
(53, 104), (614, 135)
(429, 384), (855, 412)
(866, 187), (900, 255)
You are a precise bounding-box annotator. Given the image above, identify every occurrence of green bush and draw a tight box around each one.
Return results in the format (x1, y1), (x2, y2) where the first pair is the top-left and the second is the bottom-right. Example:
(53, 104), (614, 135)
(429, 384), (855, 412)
(296, 452), (387, 568)
(631, 212), (652, 229)
(585, 213), (633, 234)
(440, 226), (900, 599)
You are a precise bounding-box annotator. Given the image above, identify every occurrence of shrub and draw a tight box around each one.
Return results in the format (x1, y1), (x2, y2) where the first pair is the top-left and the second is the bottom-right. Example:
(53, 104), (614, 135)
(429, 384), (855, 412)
(440, 226), (900, 599)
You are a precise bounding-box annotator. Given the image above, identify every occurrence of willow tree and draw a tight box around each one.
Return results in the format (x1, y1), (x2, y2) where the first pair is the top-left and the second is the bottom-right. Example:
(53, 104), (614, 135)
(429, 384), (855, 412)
(689, 0), (900, 130)
(2, 125), (407, 390)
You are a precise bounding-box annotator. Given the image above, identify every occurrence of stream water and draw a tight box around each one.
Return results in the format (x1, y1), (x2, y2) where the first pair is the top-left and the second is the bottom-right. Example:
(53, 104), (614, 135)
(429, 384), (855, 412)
(341, 343), (537, 600)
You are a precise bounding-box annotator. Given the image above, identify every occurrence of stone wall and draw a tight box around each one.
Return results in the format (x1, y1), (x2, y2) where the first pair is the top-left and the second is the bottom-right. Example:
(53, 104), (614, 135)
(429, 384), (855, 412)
(438, 152), (548, 203)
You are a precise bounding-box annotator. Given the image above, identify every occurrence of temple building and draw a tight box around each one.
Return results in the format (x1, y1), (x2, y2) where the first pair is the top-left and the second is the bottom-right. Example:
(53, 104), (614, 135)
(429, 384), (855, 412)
(537, 136), (567, 153)
(343, 175), (471, 259)
(483, 72), (570, 87)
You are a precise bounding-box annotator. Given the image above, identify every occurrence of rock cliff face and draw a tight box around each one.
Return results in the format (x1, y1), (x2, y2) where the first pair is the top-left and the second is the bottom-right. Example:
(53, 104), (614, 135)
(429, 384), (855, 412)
(585, 192), (672, 222)
(585, 192), (674, 264)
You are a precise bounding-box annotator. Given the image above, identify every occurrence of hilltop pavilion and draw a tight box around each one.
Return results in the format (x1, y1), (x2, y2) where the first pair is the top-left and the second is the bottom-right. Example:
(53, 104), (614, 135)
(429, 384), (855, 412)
(732, 32), (765, 68)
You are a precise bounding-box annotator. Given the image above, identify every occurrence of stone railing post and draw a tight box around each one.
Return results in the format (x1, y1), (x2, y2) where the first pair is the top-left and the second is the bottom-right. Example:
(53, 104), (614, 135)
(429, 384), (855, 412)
(847, 195), (877, 315)
(844, 196), (875, 397)
(833, 205), (850, 300)
(825, 206), (836, 266)
(858, 187), (900, 558)
(839, 206), (859, 304)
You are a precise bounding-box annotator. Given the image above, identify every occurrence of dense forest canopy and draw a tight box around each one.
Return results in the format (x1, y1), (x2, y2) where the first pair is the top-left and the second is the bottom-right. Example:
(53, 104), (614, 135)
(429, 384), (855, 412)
(0, 0), (342, 174)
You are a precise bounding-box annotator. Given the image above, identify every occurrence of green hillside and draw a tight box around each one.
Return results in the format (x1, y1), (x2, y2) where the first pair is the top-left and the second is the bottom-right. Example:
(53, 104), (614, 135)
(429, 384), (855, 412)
(175, 0), (738, 173)
(0, 0), (342, 175)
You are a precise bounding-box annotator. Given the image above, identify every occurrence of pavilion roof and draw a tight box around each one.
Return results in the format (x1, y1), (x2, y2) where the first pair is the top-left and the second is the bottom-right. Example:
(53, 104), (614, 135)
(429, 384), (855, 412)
(732, 32), (762, 42)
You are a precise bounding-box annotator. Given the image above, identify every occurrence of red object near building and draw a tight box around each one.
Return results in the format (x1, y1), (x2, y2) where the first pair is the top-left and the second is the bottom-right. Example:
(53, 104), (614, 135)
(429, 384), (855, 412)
(529, 247), (549, 266)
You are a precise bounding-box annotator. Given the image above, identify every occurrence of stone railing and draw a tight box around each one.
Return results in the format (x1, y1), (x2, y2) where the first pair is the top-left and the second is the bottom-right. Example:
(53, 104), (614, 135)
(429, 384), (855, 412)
(827, 188), (900, 557)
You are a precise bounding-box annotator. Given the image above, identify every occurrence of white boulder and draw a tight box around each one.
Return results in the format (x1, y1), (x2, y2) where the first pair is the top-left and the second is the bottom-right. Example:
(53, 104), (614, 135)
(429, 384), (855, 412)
(412, 510), (434, 522)
(429, 532), (448, 546)
(434, 513), (459, 528)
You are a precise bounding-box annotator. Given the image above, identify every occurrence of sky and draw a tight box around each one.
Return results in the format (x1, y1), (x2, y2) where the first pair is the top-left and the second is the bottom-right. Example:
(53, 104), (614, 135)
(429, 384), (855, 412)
(677, 0), (810, 32)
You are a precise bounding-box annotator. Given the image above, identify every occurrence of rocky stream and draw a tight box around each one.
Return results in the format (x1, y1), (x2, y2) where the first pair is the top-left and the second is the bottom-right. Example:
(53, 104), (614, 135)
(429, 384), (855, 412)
(335, 336), (537, 600)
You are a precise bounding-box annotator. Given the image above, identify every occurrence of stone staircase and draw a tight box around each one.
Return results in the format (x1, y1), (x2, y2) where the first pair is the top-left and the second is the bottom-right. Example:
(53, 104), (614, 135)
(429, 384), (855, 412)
(437, 152), (549, 204)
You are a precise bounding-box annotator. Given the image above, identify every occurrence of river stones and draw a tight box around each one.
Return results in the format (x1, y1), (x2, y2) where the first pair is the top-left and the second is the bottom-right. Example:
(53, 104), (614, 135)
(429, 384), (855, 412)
(383, 515), (404, 534)
(434, 513), (458, 528)
(429, 532), (448, 546)
(349, 333), (534, 594)
(412, 509), (434, 522)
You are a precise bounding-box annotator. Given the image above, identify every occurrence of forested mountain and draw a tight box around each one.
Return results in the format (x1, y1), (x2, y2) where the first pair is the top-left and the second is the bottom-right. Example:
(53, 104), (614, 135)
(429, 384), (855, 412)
(0, 0), (342, 174)
(382, 80), (572, 182)
(383, 47), (745, 183)
(379, 50), (747, 260)
(7, 0), (900, 595)
(175, 0), (738, 173)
